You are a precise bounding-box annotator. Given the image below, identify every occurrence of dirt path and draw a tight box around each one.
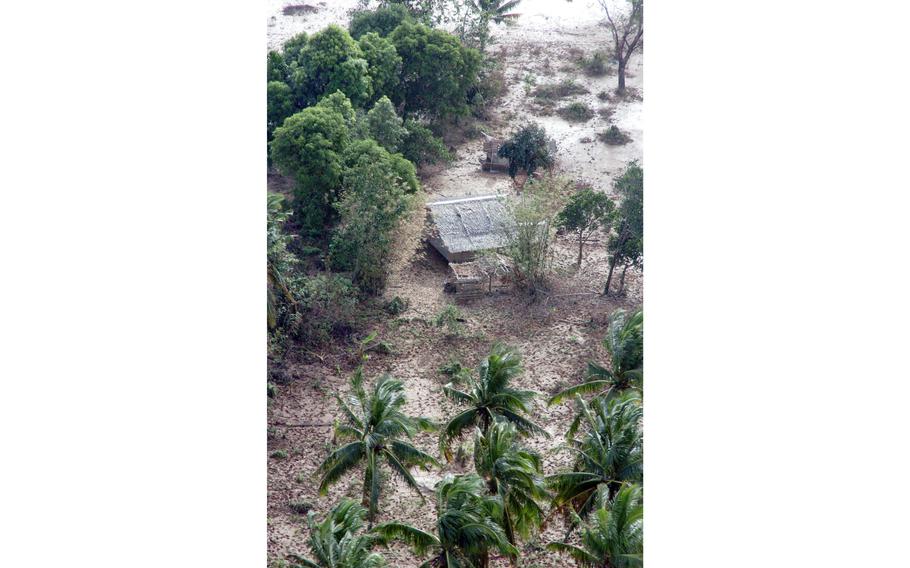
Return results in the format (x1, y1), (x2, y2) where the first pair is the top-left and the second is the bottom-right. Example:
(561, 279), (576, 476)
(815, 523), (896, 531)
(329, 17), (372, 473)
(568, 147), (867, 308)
(267, 2), (643, 566)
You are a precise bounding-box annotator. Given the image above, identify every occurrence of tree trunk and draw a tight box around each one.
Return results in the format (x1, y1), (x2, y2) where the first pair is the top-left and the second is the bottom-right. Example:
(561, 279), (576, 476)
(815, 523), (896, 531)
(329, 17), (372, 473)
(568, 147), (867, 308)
(617, 57), (626, 94)
(604, 256), (617, 295)
(619, 263), (629, 294)
(577, 235), (585, 267)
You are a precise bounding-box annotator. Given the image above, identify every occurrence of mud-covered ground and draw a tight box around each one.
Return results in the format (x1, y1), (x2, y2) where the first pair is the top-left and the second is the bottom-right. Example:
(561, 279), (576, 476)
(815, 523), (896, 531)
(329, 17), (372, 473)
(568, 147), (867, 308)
(267, 1), (643, 566)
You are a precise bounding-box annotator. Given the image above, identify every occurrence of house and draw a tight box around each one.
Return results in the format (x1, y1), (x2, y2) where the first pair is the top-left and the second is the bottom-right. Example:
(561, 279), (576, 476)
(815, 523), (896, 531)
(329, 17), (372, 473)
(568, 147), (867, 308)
(426, 195), (513, 264)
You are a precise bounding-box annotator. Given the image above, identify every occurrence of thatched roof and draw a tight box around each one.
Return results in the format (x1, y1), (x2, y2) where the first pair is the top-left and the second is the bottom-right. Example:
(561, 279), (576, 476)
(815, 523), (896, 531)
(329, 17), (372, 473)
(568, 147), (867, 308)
(426, 195), (513, 256)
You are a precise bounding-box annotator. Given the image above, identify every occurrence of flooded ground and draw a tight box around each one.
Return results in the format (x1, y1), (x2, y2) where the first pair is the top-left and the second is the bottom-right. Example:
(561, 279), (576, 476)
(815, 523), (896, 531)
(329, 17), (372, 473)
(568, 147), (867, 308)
(267, 2), (643, 566)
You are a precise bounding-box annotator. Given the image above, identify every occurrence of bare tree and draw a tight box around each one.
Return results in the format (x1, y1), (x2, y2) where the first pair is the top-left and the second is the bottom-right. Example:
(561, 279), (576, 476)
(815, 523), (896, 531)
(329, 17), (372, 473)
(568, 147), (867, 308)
(599, 0), (643, 94)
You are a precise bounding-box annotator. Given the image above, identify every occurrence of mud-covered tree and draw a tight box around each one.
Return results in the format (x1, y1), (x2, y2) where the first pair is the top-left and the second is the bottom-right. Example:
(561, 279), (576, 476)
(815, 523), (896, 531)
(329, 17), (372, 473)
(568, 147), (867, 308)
(294, 25), (372, 107)
(374, 473), (519, 568)
(547, 483), (643, 568)
(439, 344), (549, 460)
(556, 187), (616, 267)
(604, 161), (643, 296)
(497, 122), (555, 179)
(390, 22), (482, 119)
(474, 421), (549, 550)
(288, 499), (388, 568)
(269, 100), (351, 229)
(358, 32), (402, 102)
(316, 370), (438, 525)
(366, 96), (407, 153)
(349, 4), (414, 38)
(267, 81), (295, 138)
(598, 0), (643, 94)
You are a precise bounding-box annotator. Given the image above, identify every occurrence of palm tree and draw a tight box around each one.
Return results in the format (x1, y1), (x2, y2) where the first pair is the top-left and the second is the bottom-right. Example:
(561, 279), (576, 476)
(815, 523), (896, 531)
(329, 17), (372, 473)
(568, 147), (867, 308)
(475, 0), (523, 24)
(547, 484), (643, 568)
(547, 392), (642, 536)
(440, 344), (549, 460)
(548, 309), (643, 437)
(374, 473), (519, 568)
(288, 499), (387, 568)
(473, 421), (549, 552)
(316, 370), (438, 525)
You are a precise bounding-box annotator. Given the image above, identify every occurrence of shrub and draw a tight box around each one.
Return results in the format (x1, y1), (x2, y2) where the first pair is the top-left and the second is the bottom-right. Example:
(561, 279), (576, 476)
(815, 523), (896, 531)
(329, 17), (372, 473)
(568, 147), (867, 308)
(289, 500), (313, 514)
(532, 78), (589, 100)
(597, 124), (633, 145)
(293, 25), (371, 107)
(358, 32), (402, 102)
(267, 382), (277, 398)
(579, 49), (611, 76)
(349, 4), (414, 38)
(366, 96), (407, 153)
(435, 304), (465, 336)
(558, 101), (595, 122)
(497, 122), (555, 179)
(267, 50), (289, 82)
(597, 90), (611, 101)
(297, 274), (360, 342)
(384, 296), (410, 315)
(400, 119), (452, 166)
(270, 450), (288, 459)
(267, 81), (295, 137)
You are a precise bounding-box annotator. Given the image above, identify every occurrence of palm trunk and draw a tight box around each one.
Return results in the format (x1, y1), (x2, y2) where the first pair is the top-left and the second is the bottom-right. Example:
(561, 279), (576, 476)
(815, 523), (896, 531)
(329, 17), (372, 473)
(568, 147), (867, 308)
(618, 263), (629, 294)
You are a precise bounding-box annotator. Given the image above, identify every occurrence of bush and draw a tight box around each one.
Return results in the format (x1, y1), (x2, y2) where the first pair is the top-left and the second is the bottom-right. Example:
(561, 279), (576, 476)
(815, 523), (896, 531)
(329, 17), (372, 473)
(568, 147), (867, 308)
(579, 50), (611, 76)
(532, 78), (589, 101)
(270, 450), (288, 459)
(366, 96), (407, 153)
(384, 296), (410, 315)
(358, 32), (402, 102)
(470, 58), (506, 118)
(558, 101), (595, 122)
(435, 304), (465, 337)
(343, 138), (419, 194)
(297, 274), (360, 342)
(267, 81), (295, 137)
(497, 122), (555, 179)
(293, 25), (371, 107)
(267, 50), (289, 82)
(289, 500), (313, 514)
(349, 4), (413, 39)
(267, 382), (277, 398)
(400, 119), (452, 166)
(597, 125), (632, 145)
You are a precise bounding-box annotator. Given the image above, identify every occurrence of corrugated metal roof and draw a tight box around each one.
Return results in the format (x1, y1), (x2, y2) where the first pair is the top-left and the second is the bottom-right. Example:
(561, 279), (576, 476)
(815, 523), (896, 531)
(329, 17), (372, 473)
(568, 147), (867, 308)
(427, 195), (513, 254)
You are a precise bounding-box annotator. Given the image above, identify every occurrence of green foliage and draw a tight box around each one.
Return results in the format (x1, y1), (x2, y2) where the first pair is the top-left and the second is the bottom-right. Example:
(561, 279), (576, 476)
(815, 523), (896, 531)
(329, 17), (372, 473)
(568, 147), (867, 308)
(532, 78), (589, 101)
(374, 473), (518, 567)
(548, 309), (643, 434)
(270, 449), (288, 459)
(434, 304), (465, 337)
(474, 421), (549, 547)
(497, 122), (555, 179)
(476, 0), (524, 24)
(579, 49), (611, 76)
(383, 296), (410, 315)
(605, 162), (644, 294)
(598, 125), (632, 145)
(282, 32), (309, 64)
(547, 392), (643, 532)
(269, 101), (351, 229)
(390, 22), (482, 119)
(289, 500), (313, 515)
(290, 499), (388, 567)
(439, 344), (548, 460)
(400, 119), (452, 166)
(556, 188), (616, 265)
(268, 50), (289, 82)
(558, 101), (595, 122)
(268, 382), (277, 398)
(547, 484), (643, 568)
(344, 138), (419, 193)
(267, 81), (295, 137)
(358, 33), (402, 103)
(267, 193), (300, 335)
(297, 274), (360, 343)
(349, 4), (414, 39)
(316, 371), (438, 523)
(366, 96), (407, 153)
(295, 25), (372, 107)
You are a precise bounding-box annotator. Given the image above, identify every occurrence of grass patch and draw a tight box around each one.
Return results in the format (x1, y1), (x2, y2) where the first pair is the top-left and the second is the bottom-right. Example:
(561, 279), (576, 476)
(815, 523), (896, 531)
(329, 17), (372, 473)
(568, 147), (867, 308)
(558, 102), (595, 122)
(289, 500), (313, 515)
(270, 449), (288, 460)
(532, 78), (589, 101)
(578, 50), (612, 76)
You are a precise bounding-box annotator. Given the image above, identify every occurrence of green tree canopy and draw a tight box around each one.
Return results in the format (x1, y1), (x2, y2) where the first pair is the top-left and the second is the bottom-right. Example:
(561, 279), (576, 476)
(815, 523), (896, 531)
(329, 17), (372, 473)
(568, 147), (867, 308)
(295, 25), (372, 107)
(358, 32), (402, 103)
(399, 119), (451, 166)
(556, 187), (616, 266)
(343, 138), (418, 194)
(267, 50), (289, 82)
(269, 103), (351, 229)
(267, 80), (295, 137)
(289, 499), (387, 568)
(366, 96), (407, 153)
(390, 22), (482, 119)
(605, 161), (643, 295)
(349, 4), (414, 39)
(282, 31), (309, 64)
(497, 122), (555, 179)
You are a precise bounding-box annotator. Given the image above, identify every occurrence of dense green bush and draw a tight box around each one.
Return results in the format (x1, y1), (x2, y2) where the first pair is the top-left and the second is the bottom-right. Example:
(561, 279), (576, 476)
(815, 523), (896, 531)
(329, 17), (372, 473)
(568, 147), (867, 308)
(357, 32), (402, 103)
(497, 122), (555, 179)
(366, 96), (407, 153)
(267, 81), (295, 137)
(400, 119), (452, 166)
(343, 138), (419, 194)
(556, 187), (616, 266)
(597, 124), (632, 145)
(267, 50), (289, 82)
(293, 25), (372, 107)
(390, 22), (482, 119)
(557, 101), (595, 122)
(282, 32), (308, 64)
(349, 4), (414, 38)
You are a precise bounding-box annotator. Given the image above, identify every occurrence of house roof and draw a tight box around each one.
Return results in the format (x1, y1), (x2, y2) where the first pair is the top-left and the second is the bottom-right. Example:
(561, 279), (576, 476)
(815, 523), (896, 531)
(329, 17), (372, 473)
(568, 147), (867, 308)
(426, 195), (513, 254)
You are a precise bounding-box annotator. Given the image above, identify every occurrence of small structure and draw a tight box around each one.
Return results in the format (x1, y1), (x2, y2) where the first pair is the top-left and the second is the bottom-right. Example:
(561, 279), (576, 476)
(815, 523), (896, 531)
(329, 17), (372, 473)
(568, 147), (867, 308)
(426, 194), (513, 264)
(480, 136), (510, 172)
